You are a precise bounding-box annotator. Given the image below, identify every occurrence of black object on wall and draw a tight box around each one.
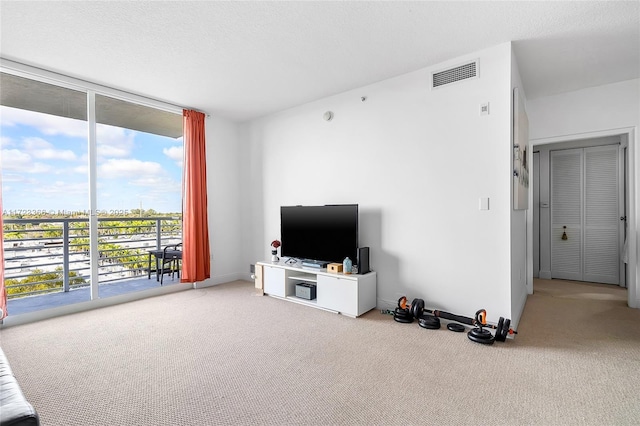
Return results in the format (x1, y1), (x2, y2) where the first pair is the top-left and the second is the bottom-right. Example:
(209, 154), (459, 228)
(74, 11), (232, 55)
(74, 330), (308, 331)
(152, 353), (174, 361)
(357, 247), (370, 274)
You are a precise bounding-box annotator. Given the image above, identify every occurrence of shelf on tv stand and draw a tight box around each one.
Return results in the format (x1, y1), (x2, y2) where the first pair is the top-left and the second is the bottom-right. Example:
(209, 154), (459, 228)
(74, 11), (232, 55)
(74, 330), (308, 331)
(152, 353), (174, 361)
(288, 275), (318, 283)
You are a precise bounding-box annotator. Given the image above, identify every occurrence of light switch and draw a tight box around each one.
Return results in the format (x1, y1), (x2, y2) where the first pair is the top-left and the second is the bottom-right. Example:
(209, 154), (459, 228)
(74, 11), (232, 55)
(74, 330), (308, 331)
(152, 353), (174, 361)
(480, 197), (490, 211)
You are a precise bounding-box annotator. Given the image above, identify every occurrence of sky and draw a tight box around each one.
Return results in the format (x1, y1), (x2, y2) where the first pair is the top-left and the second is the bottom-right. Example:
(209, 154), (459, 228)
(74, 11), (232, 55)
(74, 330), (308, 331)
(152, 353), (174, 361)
(1, 106), (183, 215)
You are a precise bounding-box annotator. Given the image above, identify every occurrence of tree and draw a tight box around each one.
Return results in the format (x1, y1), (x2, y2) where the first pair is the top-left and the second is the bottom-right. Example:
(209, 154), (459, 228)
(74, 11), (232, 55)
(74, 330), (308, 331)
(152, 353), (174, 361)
(5, 267), (87, 297)
(41, 223), (63, 239)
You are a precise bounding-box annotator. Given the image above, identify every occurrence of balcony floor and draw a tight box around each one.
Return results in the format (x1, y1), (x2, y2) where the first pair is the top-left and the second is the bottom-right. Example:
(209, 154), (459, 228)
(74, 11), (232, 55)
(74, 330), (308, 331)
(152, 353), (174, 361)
(7, 274), (181, 316)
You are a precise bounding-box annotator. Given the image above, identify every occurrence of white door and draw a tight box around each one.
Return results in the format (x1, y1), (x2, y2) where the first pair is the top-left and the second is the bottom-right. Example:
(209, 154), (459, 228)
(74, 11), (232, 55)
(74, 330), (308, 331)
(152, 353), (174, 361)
(550, 146), (620, 284)
(551, 149), (583, 281)
(583, 146), (619, 284)
(533, 152), (540, 278)
(620, 146), (629, 288)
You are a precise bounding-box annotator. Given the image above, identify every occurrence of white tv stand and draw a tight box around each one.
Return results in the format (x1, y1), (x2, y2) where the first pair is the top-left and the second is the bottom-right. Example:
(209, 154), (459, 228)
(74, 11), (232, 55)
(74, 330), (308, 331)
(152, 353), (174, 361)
(254, 260), (377, 318)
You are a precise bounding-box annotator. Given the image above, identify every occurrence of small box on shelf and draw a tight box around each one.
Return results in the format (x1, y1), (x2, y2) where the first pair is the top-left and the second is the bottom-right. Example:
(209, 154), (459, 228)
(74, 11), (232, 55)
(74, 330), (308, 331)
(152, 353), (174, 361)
(327, 263), (343, 273)
(295, 282), (317, 300)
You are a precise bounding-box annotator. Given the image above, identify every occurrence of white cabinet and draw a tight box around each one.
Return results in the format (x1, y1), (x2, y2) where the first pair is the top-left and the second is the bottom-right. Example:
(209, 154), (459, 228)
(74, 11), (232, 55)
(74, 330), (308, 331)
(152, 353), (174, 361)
(263, 264), (285, 297)
(256, 261), (376, 318)
(316, 275), (357, 317)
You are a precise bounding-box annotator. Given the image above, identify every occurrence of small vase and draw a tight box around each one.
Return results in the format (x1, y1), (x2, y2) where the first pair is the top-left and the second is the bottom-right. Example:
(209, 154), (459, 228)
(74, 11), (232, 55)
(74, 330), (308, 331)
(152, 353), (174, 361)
(271, 250), (279, 262)
(343, 257), (352, 275)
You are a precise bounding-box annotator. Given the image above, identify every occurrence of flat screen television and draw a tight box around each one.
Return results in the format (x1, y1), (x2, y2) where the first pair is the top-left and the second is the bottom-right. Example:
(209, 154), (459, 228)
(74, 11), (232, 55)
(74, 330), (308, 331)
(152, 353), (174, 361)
(280, 204), (358, 264)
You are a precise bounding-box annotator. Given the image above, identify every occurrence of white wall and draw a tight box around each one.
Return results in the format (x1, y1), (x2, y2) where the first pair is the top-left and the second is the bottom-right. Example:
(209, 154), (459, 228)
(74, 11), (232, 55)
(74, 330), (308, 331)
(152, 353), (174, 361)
(510, 47), (528, 327)
(527, 78), (640, 307)
(528, 79), (639, 141)
(199, 115), (244, 287)
(240, 43), (515, 322)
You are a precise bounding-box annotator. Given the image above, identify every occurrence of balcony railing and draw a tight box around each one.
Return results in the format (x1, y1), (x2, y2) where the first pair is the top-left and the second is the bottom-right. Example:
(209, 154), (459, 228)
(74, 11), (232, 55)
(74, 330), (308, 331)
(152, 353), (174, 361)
(3, 217), (182, 299)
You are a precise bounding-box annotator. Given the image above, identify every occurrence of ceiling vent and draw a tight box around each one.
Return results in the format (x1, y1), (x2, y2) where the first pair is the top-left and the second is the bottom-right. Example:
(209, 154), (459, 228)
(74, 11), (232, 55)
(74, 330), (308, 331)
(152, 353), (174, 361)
(431, 60), (479, 89)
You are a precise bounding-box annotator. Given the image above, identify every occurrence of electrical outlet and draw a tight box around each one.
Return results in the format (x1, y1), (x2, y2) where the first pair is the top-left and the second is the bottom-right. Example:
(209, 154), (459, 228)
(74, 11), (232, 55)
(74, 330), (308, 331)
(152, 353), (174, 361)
(479, 197), (490, 211)
(480, 102), (490, 116)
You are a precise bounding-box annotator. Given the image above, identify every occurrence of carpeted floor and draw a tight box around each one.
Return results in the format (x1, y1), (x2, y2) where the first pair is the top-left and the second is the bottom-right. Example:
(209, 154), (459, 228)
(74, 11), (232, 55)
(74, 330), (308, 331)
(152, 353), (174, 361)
(1, 278), (639, 425)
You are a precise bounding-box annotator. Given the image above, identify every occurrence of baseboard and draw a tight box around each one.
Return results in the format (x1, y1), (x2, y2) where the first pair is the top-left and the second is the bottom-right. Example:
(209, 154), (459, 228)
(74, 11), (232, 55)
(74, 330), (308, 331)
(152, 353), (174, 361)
(377, 298), (397, 311)
(511, 290), (528, 330)
(193, 272), (246, 289)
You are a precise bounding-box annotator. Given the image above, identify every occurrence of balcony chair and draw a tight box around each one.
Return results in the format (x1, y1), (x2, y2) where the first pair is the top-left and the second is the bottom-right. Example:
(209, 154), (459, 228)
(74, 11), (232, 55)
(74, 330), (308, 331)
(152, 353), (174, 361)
(159, 243), (182, 285)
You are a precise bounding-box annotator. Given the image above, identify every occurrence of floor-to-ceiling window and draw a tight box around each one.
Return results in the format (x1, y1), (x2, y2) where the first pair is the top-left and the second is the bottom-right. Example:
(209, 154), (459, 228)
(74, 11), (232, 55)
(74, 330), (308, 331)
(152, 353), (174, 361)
(1, 68), (183, 317)
(94, 95), (183, 298)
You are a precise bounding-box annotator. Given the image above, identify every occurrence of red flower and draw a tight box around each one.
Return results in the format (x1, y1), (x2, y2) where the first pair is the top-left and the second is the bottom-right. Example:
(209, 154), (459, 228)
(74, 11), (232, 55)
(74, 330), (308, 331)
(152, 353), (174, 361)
(271, 240), (281, 249)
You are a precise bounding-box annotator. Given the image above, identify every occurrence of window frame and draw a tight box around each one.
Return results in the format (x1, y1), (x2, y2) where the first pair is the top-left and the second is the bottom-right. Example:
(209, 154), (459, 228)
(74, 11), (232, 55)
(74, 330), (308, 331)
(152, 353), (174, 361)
(1, 58), (185, 305)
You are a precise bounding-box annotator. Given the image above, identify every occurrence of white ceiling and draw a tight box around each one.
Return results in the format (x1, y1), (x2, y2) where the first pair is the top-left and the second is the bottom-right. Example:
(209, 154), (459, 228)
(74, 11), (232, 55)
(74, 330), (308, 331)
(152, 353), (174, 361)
(1, 1), (638, 122)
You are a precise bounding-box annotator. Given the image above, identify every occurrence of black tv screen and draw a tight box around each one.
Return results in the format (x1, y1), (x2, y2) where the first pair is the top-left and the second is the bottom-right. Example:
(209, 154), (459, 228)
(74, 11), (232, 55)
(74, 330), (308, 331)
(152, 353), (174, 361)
(280, 204), (358, 264)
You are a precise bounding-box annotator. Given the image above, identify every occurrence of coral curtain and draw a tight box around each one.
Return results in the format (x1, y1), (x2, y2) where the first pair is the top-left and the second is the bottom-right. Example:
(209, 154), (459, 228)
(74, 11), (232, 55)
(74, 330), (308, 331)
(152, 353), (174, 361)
(181, 109), (211, 283)
(0, 189), (7, 319)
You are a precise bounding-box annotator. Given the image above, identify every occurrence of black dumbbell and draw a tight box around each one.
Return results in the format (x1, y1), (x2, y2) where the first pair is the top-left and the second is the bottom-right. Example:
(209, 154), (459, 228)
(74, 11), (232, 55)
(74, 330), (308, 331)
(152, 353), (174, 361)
(399, 297), (517, 342)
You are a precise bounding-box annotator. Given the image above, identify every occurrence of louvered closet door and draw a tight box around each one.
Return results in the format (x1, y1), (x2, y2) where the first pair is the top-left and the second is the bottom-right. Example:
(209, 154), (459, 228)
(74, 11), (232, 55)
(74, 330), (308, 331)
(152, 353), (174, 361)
(550, 146), (620, 284)
(583, 146), (619, 284)
(551, 149), (583, 281)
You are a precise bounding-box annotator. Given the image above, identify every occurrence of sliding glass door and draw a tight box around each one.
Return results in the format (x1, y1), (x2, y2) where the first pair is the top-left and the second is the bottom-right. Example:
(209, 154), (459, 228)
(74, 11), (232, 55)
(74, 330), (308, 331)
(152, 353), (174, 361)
(94, 94), (183, 298)
(1, 69), (183, 316)
(1, 73), (92, 313)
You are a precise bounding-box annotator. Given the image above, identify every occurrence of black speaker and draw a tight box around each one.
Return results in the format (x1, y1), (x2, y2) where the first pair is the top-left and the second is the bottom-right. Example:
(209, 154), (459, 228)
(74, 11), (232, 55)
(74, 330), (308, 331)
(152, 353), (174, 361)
(357, 247), (370, 274)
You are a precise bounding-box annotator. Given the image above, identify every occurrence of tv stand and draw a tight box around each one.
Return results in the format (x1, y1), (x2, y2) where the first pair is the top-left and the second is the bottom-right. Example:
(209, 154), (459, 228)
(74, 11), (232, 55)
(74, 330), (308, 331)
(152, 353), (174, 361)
(254, 260), (376, 318)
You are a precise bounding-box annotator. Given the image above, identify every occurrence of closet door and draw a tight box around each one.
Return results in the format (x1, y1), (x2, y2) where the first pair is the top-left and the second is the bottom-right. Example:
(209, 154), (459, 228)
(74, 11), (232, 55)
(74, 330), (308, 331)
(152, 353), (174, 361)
(583, 145), (619, 284)
(550, 149), (583, 281)
(550, 146), (620, 284)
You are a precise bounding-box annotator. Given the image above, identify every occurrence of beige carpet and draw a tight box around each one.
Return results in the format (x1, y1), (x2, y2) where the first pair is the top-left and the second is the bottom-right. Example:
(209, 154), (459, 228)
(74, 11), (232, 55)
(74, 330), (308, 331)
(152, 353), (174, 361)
(1, 278), (639, 425)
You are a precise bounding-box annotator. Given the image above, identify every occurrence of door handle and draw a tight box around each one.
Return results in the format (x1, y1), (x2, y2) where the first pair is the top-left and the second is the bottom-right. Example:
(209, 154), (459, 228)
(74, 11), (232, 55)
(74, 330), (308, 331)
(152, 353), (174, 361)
(620, 216), (627, 221)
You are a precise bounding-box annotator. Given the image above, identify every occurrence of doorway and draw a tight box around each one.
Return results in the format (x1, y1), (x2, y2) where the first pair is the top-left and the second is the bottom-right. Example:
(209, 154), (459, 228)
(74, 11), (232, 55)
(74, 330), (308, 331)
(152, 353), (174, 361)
(532, 134), (628, 290)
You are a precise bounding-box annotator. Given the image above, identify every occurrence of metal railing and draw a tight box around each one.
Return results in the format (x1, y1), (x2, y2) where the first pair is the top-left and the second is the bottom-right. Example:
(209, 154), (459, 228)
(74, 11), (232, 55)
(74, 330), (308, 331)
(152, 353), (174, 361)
(3, 217), (182, 299)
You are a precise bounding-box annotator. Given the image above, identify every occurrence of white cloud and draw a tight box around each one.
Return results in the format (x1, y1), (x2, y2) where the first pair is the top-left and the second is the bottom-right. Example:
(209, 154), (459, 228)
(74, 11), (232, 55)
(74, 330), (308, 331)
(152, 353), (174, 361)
(1, 173), (37, 184)
(129, 176), (181, 193)
(0, 107), (136, 159)
(98, 145), (130, 158)
(97, 124), (135, 158)
(134, 180), (182, 202)
(32, 180), (88, 197)
(73, 165), (88, 174)
(22, 137), (51, 150)
(130, 176), (164, 186)
(1, 136), (15, 148)
(163, 146), (183, 167)
(1, 149), (53, 173)
(1, 106), (87, 138)
(23, 137), (77, 161)
(28, 163), (54, 173)
(1, 148), (31, 167)
(98, 158), (164, 179)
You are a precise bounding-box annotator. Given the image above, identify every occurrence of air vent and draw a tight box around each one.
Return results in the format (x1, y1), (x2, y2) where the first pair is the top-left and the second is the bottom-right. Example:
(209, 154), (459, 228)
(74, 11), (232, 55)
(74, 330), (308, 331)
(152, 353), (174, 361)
(431, 60), (479, 89)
